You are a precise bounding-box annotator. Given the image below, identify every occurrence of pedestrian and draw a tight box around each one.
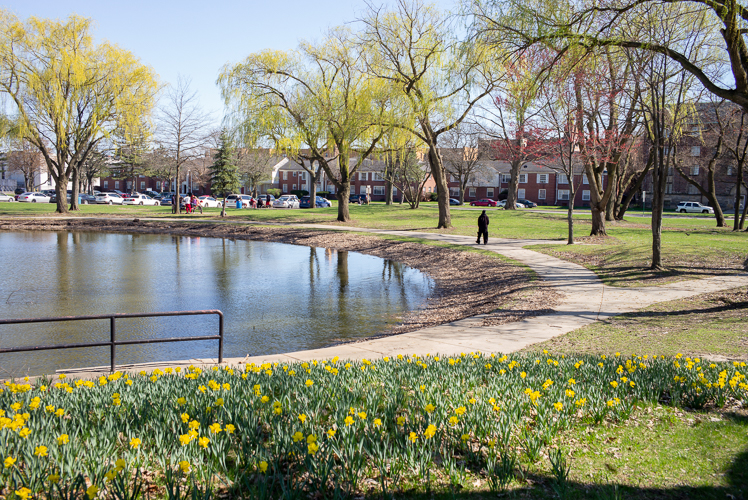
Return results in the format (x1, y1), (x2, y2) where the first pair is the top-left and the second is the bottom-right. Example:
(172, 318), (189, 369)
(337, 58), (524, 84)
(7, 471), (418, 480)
(184, 193), (192, 214)
(266, 194), (272, 208)
(252, 196), (257, 209)
(191, 194), (202, 214)
(477, 210), (489, 245)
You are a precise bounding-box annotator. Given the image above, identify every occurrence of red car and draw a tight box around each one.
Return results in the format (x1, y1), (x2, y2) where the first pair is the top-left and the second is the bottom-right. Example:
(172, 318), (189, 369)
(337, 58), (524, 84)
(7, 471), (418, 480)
(469, 199), (497, 207)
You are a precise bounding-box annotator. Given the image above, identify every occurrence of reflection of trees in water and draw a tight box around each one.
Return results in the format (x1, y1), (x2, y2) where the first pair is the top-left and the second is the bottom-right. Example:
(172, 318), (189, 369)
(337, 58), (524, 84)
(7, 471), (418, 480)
(382, 259), (410, 311)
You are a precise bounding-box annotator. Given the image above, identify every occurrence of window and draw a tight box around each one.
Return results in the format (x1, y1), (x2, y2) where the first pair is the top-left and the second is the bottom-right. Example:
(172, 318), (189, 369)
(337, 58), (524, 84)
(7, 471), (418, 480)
(538, 189), (546, 200)
(450, 187), (459, 197)
(468, 187), (476, 198)
(156, 181), (161, 190)
(558, 189), (570, 201)
(691, 166), (700, 176)
(501, 174), (511, 184)
(691, 146), (701, 156)
(392, 187), (398, 195)
(519, 174), (528, 184)
(359, 172), (368, 181)
(292, 184), (297, 191)
(360, 185), (368, 195)
(104, 181), (109, 188)
(300, 172), (306, 181)
(557, 174), (568, 184)
(537, 173), (548, 184)
(140, 181), (145, 190)
(283, 171), (287, 180)
(373, 186), (385, 195)
(582, 190), (590, 201)
(282, 184), (288, 193)
(126, 181), (132, 190)
(665, 182), (673, 194)
(486, 188), (494, 198)
(727, 166), (734, 176)
(687, 184), (699, 194)
(114, 181), (120, 189)
(582, 175), (589, 184)
(292, 171), (297, 177)
(373, 172), (384, 181)
(518, 188), (525, 199)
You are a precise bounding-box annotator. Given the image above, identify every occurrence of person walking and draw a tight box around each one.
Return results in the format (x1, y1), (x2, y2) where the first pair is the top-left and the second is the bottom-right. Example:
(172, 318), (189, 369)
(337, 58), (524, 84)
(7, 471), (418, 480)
(477, 210), (489, 245)
(191, 194), (202, 214)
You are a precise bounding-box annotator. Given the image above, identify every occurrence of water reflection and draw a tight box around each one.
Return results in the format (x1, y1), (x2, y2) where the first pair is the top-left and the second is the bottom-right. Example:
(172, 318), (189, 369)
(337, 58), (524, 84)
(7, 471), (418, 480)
(0, 231), (432, 377)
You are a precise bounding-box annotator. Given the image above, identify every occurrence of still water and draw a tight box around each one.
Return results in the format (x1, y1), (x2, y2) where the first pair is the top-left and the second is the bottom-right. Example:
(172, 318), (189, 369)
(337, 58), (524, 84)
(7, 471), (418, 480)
(0, 231), (433, 377)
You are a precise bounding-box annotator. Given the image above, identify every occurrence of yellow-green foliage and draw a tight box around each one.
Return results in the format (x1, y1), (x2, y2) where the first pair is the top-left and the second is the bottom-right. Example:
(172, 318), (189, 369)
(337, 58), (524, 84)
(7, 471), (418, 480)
(0, 11), (158, 196)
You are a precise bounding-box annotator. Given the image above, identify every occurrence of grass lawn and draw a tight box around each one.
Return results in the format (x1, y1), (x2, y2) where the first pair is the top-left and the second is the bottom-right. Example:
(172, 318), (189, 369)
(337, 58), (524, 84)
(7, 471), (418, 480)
(2, 201), (745, 287)
(524, 286), (748, 360)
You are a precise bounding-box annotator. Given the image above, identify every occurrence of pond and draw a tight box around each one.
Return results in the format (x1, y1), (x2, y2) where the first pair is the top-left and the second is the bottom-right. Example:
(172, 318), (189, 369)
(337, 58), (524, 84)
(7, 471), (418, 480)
(0, 231), (433, 377)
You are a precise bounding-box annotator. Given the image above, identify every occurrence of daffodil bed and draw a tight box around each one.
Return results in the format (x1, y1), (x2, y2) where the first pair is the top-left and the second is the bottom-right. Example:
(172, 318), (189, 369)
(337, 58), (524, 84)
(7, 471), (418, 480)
(1, 353), (746, 499)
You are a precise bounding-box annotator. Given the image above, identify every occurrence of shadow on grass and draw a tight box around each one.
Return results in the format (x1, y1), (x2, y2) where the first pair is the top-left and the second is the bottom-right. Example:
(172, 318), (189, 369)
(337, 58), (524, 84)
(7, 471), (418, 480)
(597, 265), (743, 285)
(372, 446), (748, 499)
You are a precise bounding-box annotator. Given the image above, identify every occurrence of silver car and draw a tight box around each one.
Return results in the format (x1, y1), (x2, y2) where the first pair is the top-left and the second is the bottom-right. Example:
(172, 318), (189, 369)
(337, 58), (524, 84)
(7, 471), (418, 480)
(676, 201), (714, 214)
(95, 193), (124, 205)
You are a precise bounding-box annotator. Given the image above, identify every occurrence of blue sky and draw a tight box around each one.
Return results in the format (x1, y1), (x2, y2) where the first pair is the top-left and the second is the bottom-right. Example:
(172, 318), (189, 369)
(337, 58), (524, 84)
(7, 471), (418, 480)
(3, 0), (453, 126)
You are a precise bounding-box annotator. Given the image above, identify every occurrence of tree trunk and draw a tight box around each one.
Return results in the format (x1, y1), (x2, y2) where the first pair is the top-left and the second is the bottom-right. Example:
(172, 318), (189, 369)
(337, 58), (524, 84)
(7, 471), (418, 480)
(426, 145), (451, 228)
(734, 163), (744, 231)
(505, 160), (521, 210)
(605, 165), (617, 221)
(337, 182), (351, 222)
(590, 205), (606, 236)
(69, 168), (80, 211)
(567, 205), (575, 245)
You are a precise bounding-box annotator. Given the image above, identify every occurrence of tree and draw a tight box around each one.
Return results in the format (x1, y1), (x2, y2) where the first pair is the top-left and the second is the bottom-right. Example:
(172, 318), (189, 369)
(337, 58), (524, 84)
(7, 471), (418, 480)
(440, 124), (489, 205)
(142, 144), (176, 192)
(210, 130), (240, 217)
(220, 28), (389, 221)
(717, 105), (748, 230)
(79, 145), (109, 194)
(233, 147), (278, 197)
(158, 76), (211, 213)
(359, 0), (499, 228)
(0, 12), (158, 213)
(672, 101), (729, 227)
(6, 139), (42, 192)
(389, 147), (432, 208)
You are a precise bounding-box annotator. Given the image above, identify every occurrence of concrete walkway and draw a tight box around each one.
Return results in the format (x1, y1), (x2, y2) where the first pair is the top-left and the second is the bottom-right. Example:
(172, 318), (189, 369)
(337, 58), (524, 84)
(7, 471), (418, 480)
(59, 224), (748, 378)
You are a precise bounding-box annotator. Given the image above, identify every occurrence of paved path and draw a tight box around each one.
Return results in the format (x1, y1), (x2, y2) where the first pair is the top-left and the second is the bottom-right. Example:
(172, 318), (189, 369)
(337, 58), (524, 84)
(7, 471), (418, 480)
(59, 224), (748, 378)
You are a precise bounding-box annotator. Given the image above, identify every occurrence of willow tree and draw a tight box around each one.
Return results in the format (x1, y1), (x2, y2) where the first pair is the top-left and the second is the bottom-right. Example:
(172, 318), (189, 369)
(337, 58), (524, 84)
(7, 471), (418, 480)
(359, 0), (499, 228)
(0, 12), (158, 213)
(219, 28), (389, 222)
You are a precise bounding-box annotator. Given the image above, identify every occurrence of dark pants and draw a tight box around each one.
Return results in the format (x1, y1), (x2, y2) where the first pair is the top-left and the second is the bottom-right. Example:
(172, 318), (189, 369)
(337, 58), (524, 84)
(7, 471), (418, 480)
(477, 230), (488, 244)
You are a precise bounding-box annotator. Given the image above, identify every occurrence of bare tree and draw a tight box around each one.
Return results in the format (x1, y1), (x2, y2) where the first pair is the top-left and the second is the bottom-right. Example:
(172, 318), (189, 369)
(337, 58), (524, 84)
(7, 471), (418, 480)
(440, 124), (489, 205)
(234, 148), (277, 197)
(79, 146), (110, 194)
(7, 139), (42, 192)
(158, 76), (212, 213)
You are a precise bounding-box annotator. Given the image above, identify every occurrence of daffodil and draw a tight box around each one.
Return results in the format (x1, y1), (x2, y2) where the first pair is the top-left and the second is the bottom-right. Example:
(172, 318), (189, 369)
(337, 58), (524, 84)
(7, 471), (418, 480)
(34, 445), (48, 457)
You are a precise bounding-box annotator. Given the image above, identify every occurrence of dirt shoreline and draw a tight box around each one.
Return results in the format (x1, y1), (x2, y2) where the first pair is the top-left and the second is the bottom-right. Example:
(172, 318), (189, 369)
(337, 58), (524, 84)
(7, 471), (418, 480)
(0, 218), (561, 343)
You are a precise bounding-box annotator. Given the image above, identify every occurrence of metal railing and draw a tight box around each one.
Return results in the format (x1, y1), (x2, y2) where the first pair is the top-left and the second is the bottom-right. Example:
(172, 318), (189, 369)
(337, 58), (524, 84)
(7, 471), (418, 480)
(0, 310), (223, 372)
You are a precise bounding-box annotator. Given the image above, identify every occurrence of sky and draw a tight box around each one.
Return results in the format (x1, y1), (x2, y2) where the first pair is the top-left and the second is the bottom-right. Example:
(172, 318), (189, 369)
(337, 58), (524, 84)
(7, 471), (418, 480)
(4, 0), (455, 128)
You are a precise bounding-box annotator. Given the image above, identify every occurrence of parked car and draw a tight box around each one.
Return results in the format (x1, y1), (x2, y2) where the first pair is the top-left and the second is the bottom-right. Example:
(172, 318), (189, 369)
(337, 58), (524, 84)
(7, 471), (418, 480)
(14, 187), (25, 195)
(123, 194), (160, 206)
(197, 196), (223, 208)
(225, 194), (254, 208)
(95, 193), (124, 205)
(676, 201), (714, 214)
(517, 199), (537, 208)
(299, 196), (332, 208)
(79, 194), (97, 205)
(273, 195), (300, 208)
(18, 192), (51, 203)
(0, 193), (15, 202)
(349, 194), (368, 204)
(498, 200), (526, 208)
(469, 199), (498, 207)
(449, 198), (461, 205)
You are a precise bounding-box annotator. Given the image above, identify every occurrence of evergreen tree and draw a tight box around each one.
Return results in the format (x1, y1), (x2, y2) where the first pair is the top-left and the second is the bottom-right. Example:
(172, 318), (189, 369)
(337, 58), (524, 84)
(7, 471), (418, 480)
(210, 131), (240, 217)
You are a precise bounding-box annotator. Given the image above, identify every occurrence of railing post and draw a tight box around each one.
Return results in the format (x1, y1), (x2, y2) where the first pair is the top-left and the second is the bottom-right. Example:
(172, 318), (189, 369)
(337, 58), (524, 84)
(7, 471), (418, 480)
(110, 316), (116, 372)
(218, 312), (224, 364)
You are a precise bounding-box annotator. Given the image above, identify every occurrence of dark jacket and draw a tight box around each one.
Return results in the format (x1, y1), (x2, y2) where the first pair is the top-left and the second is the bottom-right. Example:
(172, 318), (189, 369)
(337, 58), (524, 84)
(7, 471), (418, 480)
(478, 212), (489, 231)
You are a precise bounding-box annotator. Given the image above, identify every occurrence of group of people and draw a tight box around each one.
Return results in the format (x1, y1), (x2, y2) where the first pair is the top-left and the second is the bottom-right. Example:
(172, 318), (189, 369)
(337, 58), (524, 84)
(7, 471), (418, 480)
(253, 194), (273, 209)
(180, 193), (202, 214)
